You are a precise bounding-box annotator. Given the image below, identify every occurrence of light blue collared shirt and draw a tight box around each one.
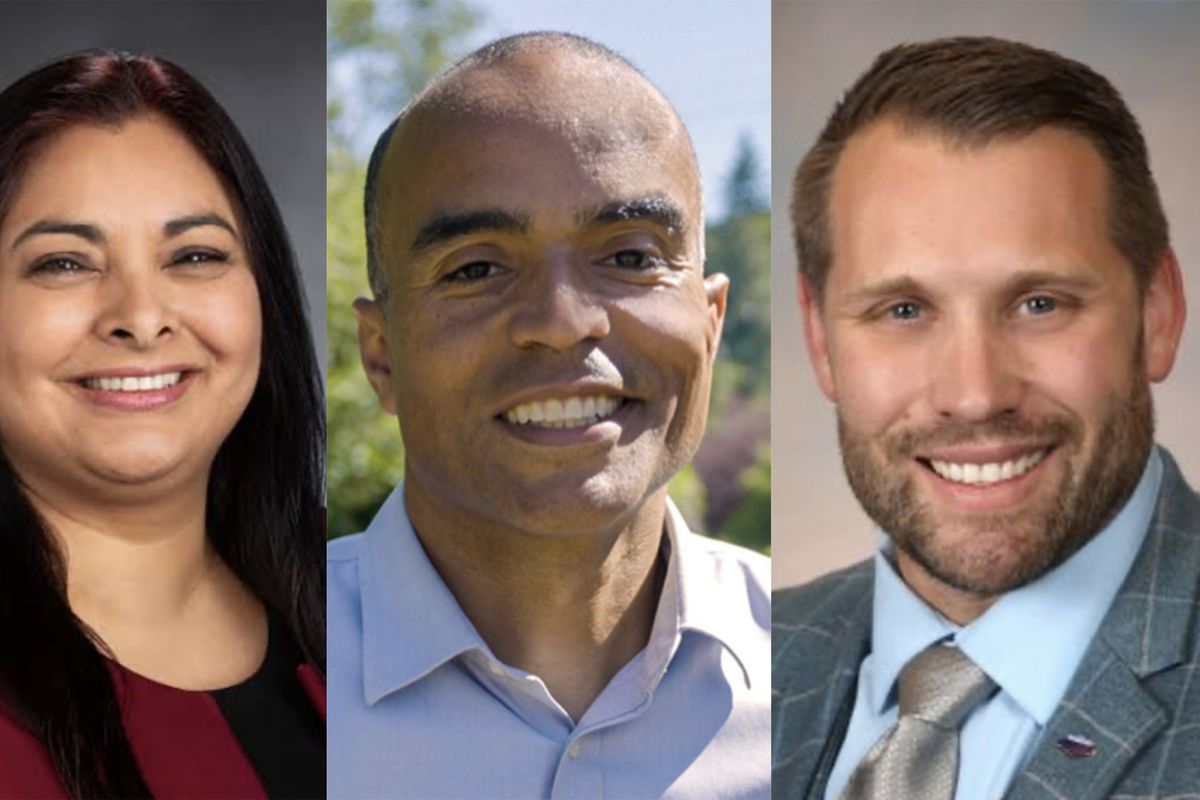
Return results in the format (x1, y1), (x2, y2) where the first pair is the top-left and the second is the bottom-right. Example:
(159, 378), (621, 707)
(328, 484), (771, 799)
(825, 449), (1162, 800)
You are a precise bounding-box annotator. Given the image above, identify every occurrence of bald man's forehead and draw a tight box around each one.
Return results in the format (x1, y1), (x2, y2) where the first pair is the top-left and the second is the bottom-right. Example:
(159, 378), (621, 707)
(419, 53), (686, 152)
(395, 101), (686, 178)
(369, 48), (704, 282)
(381, 61), (697, 219)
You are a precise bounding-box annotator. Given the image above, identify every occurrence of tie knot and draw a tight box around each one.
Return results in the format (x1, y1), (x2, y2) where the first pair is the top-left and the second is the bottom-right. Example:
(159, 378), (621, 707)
(898, 644), (996, 729)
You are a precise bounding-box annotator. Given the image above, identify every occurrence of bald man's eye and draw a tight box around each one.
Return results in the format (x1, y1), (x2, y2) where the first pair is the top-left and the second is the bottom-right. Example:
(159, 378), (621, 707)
(444, 261), (504, 283)
(602, 249), (667, 271)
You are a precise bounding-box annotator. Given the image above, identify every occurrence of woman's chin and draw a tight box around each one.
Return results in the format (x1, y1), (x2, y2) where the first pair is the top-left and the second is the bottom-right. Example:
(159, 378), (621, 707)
(78, 447), (201, 490)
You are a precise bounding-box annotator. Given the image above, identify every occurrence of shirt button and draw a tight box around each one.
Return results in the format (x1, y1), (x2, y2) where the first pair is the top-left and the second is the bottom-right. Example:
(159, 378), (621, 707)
(487, 661), (504, 676)
(568, 742), (582, 758)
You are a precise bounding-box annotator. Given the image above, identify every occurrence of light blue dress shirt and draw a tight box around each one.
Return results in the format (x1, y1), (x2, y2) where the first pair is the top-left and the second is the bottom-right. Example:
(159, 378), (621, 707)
(328, 484), (771, 799)
(824, 450), (1162, 800)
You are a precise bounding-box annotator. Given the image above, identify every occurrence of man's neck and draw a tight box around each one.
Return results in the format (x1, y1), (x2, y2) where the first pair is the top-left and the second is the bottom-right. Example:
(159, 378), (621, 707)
(404, 479), (669, 722)
(895, 550), (998, 626)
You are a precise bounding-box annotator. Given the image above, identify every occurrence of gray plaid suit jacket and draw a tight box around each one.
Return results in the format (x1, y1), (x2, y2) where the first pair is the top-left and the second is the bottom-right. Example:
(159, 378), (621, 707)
(772, 447), (1200, 800)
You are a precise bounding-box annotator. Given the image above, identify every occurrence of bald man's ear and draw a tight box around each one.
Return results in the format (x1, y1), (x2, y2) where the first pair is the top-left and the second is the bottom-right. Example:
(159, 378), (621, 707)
(704, 272), (730, 361)
(799, 275), (837, 401)
(354, 297), (398, 416)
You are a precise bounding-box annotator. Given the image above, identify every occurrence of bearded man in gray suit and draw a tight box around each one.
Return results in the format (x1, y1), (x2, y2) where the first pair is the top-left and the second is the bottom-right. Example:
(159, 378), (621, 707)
(773, 36), (1199, 800)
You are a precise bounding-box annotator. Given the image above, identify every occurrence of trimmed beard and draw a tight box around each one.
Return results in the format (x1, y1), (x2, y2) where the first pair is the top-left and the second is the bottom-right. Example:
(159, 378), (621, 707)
(837, 375), (1154, 597)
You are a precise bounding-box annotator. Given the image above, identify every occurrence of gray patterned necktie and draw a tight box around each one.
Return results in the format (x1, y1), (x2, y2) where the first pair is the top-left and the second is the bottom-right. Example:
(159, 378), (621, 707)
(840, 644), (997, 800)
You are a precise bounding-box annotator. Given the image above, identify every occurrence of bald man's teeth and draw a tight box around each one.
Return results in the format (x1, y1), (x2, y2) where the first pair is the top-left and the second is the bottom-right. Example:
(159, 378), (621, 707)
(505, 395), (624, 429)
(929, 449), (1048, 485)
(84, 372), (182, 392)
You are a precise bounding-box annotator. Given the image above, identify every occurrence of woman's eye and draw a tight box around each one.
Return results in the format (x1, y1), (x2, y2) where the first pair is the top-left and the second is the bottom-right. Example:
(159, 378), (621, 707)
(172, 249), (229, 267)
(606, 249), (665, 270)
(444, 261), (501, 282)
(886, 301), (922, 321)
(29, 256), (90, 276)
(1023, 295), (1058, 315)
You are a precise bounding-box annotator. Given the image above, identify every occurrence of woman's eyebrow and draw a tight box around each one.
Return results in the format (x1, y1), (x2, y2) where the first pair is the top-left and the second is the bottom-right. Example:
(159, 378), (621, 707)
(11, 219), (103, 251)
(10, 213), (239, 252)
(164, 212), (237, 239)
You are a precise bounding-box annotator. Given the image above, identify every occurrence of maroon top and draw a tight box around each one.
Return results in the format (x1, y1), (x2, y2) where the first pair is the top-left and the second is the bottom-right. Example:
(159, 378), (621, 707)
(0, 658), (325, 799)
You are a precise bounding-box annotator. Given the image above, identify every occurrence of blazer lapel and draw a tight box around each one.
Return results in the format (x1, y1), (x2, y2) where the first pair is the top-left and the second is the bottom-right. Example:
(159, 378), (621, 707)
(773, 563), (873, 800)
(1008, 448), (1199, 800)
(1006, 640), (1166, 800)
(805, 617), (871, 800)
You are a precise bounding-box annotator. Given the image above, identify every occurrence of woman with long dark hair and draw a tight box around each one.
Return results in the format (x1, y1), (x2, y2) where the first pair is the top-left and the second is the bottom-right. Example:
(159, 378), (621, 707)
(0, 51), (324, 798)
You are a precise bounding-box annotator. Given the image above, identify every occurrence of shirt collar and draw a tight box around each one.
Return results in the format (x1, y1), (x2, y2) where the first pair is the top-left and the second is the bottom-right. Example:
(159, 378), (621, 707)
(655, 500), (760, 690)
(359, 484), (487, 706)
(358, 486), (760, 705)
(867, 548), (957, 712)
(869, 448), (1161, 723)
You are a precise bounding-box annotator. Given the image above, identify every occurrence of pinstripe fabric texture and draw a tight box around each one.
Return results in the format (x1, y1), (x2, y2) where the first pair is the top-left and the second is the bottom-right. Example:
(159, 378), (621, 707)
(773, 448), (1200, 800)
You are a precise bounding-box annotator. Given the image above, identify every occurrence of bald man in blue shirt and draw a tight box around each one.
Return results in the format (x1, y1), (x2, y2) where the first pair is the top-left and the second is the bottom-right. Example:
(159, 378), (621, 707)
(329, 32), (769, 799)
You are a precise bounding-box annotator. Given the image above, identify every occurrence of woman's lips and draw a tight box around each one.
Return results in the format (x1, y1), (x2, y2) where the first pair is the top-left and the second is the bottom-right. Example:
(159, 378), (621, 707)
(74, 370), (197, 410)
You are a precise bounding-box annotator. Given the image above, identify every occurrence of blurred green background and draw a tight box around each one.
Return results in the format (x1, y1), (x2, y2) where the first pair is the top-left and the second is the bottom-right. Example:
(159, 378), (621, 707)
(326, 0), (770, 553)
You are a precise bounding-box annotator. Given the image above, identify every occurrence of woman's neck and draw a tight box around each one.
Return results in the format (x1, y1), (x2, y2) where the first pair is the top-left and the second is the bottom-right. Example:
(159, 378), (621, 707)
(29, 482), (268, 691)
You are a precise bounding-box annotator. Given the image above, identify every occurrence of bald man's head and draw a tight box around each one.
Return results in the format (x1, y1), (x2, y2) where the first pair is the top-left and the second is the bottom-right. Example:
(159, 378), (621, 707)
(363, 32), (701, 297)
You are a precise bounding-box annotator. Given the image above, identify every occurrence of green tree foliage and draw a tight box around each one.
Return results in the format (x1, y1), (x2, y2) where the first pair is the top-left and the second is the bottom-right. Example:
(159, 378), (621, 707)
(326, 149), (406, 538)
(692, 135), (771, 551)
(327, 0), (480, 149)
(707, 136), (770, 400)
(718, 445), (771, 553)
(326, 0), (480, 538)
(723, 133), (769, 216)
(668, 464), (708, 534)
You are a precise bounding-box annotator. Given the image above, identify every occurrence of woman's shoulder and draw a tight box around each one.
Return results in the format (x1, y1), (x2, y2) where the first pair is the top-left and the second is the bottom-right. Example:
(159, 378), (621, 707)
(0, 704), (68, 800)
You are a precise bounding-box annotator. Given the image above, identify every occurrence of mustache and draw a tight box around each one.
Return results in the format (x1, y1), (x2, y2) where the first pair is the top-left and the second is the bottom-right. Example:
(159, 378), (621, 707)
(883, 414), (1081, 460)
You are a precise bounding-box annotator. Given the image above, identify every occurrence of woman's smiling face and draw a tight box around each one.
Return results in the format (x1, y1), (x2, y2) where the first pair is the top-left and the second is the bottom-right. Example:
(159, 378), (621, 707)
(0, 115), (262, 501)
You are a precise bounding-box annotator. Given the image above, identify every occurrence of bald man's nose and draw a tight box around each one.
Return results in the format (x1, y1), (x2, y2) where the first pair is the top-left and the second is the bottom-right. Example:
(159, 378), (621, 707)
(508, 262), (610, 351)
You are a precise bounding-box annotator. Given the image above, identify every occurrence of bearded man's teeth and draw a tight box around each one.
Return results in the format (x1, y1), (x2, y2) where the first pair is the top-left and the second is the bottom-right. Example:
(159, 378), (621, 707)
(929, 449), (1049, 486)
(85, 372), (183, 392)
(505, 395), (624, 428)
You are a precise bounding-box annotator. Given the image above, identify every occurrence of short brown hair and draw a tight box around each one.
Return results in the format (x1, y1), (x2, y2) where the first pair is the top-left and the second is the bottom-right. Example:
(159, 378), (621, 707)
(792, 36), (1168, 301)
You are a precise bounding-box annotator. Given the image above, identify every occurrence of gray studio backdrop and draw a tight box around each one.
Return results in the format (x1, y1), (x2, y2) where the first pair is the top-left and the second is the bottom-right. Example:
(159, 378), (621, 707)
(0, 0), (326, 375)
(773, 1), (1200, 588)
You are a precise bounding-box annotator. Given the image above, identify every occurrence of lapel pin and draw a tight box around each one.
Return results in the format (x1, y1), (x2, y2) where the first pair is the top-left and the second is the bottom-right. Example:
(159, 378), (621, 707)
(1056, 734), (1097, 758)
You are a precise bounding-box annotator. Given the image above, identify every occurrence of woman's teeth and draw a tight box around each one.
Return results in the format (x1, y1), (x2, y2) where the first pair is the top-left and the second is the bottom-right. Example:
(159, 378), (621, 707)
(85, 372), (183, 392)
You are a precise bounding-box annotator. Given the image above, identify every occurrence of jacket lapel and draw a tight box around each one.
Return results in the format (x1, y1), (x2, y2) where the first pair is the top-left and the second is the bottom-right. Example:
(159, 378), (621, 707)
(1008, 448), (1199, 800)
(773, 563), (873, 800)
(805, 615), (871, 800)
(1006, 640), (1167, 800)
